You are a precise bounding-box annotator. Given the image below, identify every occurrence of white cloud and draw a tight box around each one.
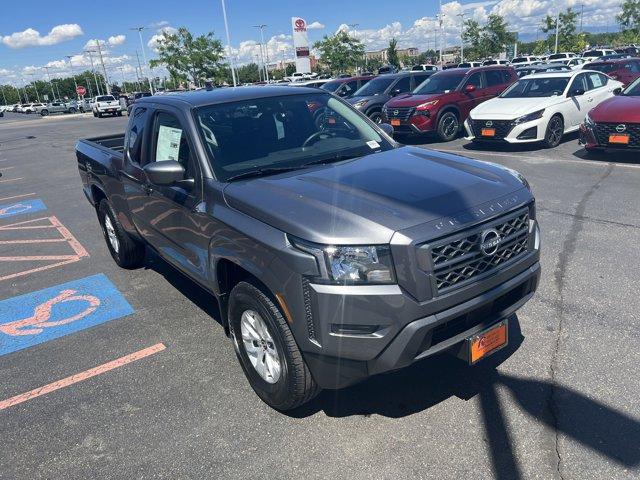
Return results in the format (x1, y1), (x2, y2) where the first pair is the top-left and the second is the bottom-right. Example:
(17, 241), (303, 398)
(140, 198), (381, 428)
(1, 24), (83, 49)
(149, 20), (170, 29)
(108, 34), (126, 46)
(307, 21), (325, 30)
(148, 26), (179, 52)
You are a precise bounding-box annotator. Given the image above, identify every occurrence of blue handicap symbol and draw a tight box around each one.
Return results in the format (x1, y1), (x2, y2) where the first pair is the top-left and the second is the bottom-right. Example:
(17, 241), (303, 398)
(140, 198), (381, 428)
(0, 199), (47, 219)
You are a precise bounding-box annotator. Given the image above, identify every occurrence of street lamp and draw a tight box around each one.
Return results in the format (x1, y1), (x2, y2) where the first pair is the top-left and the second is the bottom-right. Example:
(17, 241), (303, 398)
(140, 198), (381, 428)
(130, 27), (155, 93)
(457, 12), (466, 64)
(253, 24), (270, 82)
(84, 50), (102, 96)
(65, 55), (79, 99)
(42, 66), (56, 100)
(28, 73), (41, 102)
(221, 0), (238, 86)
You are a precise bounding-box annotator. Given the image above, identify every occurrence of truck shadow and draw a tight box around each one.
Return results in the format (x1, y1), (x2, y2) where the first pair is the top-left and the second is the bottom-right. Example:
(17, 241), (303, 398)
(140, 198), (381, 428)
(290, 318), (640, 478)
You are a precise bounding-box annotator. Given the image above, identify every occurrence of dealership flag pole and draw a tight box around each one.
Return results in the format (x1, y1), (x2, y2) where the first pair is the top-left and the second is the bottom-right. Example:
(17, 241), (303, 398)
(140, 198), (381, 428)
(221, 0), (238, 87)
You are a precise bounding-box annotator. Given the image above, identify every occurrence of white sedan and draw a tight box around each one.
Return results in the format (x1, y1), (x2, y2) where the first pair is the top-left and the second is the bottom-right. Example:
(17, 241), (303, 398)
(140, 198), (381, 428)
(464, 70), (623, 148)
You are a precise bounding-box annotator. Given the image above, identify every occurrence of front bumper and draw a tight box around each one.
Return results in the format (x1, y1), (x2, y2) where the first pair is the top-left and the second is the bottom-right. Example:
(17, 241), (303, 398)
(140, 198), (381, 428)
(579, 122), (640, 151)
(382, 110), (437, 134)
(465, 117), (547, 144)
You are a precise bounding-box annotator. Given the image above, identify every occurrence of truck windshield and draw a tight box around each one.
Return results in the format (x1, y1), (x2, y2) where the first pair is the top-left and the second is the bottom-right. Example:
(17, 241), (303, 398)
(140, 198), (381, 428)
(501, 77), (570, 98)
(353, 76), (395, 96)
(97, 96), (115, 101)
(414, 74), (464, 94)
(194, 93), (393, 182)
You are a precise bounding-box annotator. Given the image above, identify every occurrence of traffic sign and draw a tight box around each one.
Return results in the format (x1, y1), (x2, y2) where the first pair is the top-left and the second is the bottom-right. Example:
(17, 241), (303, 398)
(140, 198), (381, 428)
(76, 86), (86, 96)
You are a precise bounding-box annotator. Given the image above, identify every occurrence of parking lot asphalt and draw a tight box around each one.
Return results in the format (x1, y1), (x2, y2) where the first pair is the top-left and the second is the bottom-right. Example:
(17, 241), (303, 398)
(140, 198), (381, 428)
(0, 111), (639, 479)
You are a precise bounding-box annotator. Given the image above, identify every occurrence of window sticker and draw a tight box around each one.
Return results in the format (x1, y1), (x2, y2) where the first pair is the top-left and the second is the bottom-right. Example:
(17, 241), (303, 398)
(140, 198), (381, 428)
(367, 140), (380, 149)
(156, 125), (183, 161)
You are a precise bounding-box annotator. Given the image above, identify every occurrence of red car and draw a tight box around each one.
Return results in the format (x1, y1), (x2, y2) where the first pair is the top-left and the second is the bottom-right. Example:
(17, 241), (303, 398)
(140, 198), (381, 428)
(580, 76), (640, 151)
(382, 66), (517, 141)
(584, 58), (640, 86)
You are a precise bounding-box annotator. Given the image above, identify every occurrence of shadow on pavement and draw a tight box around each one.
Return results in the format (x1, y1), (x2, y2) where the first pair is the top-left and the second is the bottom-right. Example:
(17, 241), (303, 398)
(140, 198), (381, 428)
(291, 317), (640, 478)
(572, 147), (640, 165)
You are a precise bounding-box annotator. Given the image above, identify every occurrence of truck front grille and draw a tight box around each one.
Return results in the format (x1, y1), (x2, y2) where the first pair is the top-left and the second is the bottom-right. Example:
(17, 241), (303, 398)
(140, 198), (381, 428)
(428, 208), (530, 293)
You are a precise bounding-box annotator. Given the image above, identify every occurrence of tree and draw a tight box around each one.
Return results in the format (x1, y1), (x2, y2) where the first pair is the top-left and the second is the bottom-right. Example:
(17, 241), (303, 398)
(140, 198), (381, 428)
(149, 27), (226, 86)
(541, 8), (579, 52)
(617, 0), (640, 36)
(387, 38), (399, 67)
(482, 14), (517, 57)
(462, 19), (483, 59)
(313, 30), (365, 74)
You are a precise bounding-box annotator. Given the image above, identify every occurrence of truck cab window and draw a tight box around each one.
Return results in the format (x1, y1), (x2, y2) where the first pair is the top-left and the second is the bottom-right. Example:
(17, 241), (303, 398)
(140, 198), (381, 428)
(126, 107), (147, 164)
(151, 112), (195, 179)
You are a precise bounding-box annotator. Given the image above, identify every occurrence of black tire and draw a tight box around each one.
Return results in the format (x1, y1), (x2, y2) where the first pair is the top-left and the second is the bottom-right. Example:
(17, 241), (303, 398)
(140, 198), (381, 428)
(117, 111), (123, 117)
(68, 107), (77, 114)
(97, 199), (145, 269)
(436, 111), (460, 142)
(543, 115), (564, 148)
(93, 111), (98, 117)
(368, 110), (382, 124)
(229, 281), (320, 410)
(40, 110), (49, 117)
(98, 112), (103, 118)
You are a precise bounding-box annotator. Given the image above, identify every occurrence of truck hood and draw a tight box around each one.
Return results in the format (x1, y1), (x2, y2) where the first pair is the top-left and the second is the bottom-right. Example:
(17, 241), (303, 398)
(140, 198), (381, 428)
(470, 97), (558, 119)
(589, 95), (640, 123)
(222, 146), (527, 245)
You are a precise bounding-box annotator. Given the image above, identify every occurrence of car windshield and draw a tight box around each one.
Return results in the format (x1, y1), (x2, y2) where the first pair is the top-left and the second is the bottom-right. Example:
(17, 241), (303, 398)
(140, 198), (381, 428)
(622, 77), (640, 96)
(353, 76), (395, 96)
(501, 77), (570, 97)
(320, 81), (343, 92)
(97, 96), (114, 101)
(583, 50), (603, 57)
(194, 93), (393, 182)
(587, 63), (617, 73)
(512, 58), (528, 63)
(414, 74), (464, 94)
(549, 54), (567, 60)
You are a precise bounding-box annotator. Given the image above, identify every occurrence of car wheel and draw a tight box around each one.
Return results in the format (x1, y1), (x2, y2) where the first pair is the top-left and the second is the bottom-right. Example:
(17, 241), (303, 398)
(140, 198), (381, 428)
(437, 111), (460, 142)
(543, 115), (564, 148)
(40, 110), (49, 117)
(97, 199), (145, 269)
(117, 111), (123, 117)
(229, 281), (320, 411)
(98, 112), (103, 118)
(68, 107), (77, 114)
(93, 111), (97, 117)
(368, 110), (383, 124)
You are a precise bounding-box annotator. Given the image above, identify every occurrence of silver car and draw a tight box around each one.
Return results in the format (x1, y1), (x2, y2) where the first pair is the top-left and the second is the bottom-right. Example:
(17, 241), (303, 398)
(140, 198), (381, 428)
(39, 101), (77, 116)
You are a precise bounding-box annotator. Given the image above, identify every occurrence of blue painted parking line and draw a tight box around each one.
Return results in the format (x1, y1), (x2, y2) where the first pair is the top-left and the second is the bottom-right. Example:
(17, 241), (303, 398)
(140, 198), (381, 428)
(0, 274), (133, 356)
(0, 199), (47, 219)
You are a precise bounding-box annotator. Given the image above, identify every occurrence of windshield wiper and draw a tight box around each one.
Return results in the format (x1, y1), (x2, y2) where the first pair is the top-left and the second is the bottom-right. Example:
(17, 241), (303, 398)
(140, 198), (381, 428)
(225, 166), (302, 182)
(304, 152), (363, 167)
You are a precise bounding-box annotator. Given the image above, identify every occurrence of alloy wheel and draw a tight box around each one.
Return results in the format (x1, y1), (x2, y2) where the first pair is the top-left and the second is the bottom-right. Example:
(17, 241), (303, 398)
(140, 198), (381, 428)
(103, 214), (120, 254)
(240, 309), (281, 384)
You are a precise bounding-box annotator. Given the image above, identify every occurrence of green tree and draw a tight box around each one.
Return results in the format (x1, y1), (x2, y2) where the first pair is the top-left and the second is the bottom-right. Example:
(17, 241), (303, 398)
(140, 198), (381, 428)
(387, 38), (399, 67)
(149, 27), (226, 86)
(617, 0), (640, 35)
(313, 30), (365, 74)
(541, 8), (579, 52)
(482, 14), (517, 57)
(462, 19), (483, 59)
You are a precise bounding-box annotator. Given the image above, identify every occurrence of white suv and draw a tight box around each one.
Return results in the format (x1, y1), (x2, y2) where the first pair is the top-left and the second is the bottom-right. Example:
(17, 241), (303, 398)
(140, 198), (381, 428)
(582, 49), (616, 62)
(511, 56), (540, 66)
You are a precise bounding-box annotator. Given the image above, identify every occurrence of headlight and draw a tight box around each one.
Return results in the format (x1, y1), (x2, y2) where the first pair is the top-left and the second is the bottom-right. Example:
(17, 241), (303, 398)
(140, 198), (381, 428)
(415, 100), (439, 111)
(513, 109), (545, 125)
(353, 99), (369, 108)
(290, 237), (396, 285)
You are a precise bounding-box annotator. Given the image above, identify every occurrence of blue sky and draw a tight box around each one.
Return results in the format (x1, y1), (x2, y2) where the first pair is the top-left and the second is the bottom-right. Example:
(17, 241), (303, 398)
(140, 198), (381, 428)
(0, 0), (623, 85)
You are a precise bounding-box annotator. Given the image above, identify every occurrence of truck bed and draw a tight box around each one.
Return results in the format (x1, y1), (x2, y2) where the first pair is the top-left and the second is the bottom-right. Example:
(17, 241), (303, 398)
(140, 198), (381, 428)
(82, 134), (125, 155)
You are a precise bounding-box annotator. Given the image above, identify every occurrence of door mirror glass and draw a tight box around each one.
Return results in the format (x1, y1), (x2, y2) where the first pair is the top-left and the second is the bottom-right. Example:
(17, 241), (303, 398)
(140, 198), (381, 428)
(465, 84), (477, 93)
(613, 87), (622, 95)
(143, 160), (185, 186)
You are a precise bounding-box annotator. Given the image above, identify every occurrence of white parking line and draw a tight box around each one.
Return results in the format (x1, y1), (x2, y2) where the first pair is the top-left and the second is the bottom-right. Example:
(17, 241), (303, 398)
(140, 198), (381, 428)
(434, 148), (640, 170)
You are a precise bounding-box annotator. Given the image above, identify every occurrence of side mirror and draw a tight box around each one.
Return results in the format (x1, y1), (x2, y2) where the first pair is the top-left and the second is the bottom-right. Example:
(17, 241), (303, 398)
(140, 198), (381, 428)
(379, 123), (394, 136)
(570, 88), (585, 96)
(613, 87), (622, 95)
(143, 160), (185, 186)
(464, 84), (477, 93)
(390, 88), (402, 96)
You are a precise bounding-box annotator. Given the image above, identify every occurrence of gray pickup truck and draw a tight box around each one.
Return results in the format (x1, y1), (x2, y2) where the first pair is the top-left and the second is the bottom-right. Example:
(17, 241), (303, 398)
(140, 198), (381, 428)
(76, 86), (540, 410)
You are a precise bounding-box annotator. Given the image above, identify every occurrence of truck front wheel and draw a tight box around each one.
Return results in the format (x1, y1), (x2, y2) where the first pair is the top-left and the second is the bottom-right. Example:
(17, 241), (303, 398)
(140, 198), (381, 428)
(229, 281), (320, 410)
(98, 199), (145, 269)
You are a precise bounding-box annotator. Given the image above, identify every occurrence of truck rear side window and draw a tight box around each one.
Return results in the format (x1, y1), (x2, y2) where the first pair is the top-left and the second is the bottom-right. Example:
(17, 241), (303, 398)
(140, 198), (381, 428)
(126, 107), (148, 165)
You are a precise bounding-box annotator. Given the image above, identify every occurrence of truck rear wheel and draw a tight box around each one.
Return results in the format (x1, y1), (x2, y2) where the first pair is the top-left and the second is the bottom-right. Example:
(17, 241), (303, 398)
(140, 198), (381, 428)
(97, 199), (145, 269)
(229, 281), (320, 411)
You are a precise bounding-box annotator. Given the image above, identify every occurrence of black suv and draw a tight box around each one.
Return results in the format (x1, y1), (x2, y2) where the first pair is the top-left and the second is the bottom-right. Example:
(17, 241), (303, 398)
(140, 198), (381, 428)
(346, 71), (435, 123)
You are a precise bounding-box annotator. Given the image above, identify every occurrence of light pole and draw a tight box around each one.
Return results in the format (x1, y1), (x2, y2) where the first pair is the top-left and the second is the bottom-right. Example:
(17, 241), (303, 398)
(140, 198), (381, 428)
(94, 40), (111, 95)
(221, 0), (238, 86)
(438, 0), (444, 66)
(28, 73), (41, 102)
(131, 27), (155, 93)
(457, 12), (466, 64)
(253, 24), (270, 82)
(554, 11), (560, 54)
(84, 50), (102, 96)
(119, 66), (127, 92)
(43, 66), (56, 100)
(1, 86), (7, 106)
(579, 4), (584, 34)
(348, 23), (360, 72)
(65, 55), (79, 99)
